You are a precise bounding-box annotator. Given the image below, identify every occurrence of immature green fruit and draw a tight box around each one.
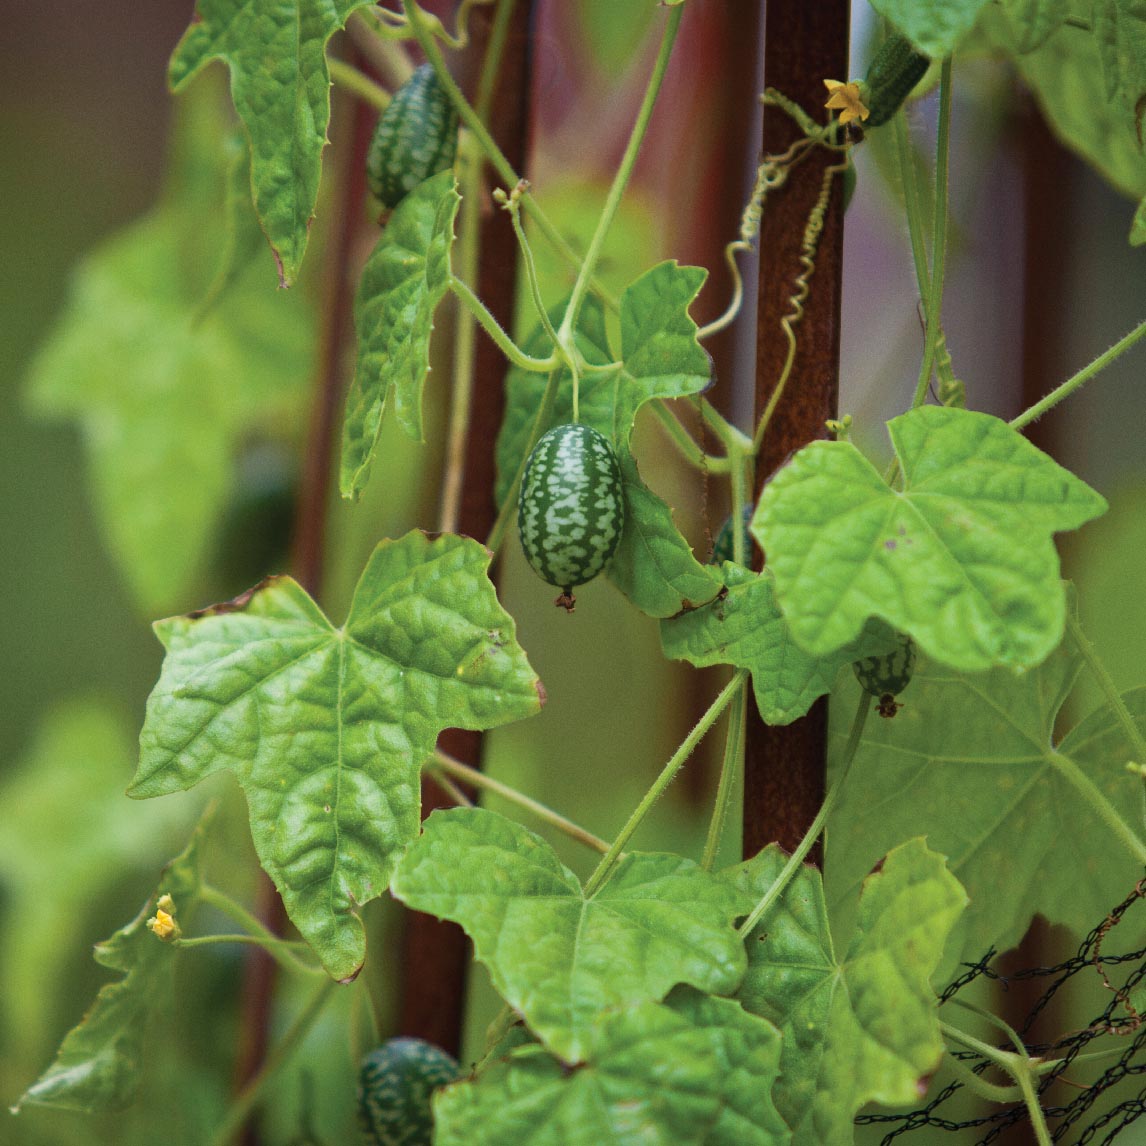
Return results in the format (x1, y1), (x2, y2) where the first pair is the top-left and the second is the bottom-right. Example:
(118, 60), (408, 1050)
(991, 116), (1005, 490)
(861, 34), (930, 127)
(357, 1038), (462, 1146)
(367, 64), (459, 209)
(853, 632), (917, 718)
(710, 505), (756, 567)
(518, 423), (624, 607)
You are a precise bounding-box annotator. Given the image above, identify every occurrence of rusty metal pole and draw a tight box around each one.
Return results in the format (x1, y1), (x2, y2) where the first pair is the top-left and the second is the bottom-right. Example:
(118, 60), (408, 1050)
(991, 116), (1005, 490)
(744, 1), (850, 859)
(397, 0), (535, 1054)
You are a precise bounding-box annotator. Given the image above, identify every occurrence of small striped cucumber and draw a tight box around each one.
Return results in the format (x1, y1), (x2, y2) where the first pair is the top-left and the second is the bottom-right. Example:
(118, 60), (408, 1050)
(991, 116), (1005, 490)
(853, 632), (916, 718)
(710, 504), (756, 567)
(367, 64), (459, 209)
(861, 34), (930, 127)
(358, 1038), (462, 1146)
(518, 423), (624, 608)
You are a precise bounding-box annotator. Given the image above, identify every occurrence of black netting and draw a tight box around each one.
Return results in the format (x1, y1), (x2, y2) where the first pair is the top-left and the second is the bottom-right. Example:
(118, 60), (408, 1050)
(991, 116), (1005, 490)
(856, 878), (1146, 1144)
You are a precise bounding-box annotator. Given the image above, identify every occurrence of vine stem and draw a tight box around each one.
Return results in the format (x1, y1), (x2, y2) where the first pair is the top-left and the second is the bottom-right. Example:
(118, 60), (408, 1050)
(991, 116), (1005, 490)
(911, 57), (952, 410)
(738, 690), (868, 937)
(328, 58), (391, 112)
(209, 978), (339, 1146)
(702, 683), (747, 870)
(1067, 612), (1146, 767)
(556, 4), (683, 349)
(430, 751), (609, 853)
(199, 885), (323, 977)
(402, 0), (619, 312)
(450, 277), (556, 372)
(1009, 317), (1146, 431)
(440, 0), (516, 535)
(174, 934), (323, 976)
(1049, 749), (1146, 866)
(650, 403), (733, 473)
(584, 670), (748, 897)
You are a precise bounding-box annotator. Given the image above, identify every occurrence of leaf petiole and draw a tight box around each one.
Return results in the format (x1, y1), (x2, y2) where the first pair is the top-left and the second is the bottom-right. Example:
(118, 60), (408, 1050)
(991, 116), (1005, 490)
(328, 58), (391, 113)
(450, 277), (558, 373)
(702, 682), (747, 870)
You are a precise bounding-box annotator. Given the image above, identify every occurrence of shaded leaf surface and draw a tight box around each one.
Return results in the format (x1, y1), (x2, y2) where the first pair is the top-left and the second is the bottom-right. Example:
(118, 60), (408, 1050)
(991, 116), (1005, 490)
(14, 818), (210, 1112)
(392, 807), (750, 1062)
(870, 0), (992, 55)
(660, 563), (896, 725)
(341, 170), (460, 496)
(169, 0), (373, 284)
(753, 406), (1106, 671)
(826, 646), (1146, 971)
(27, 89), (312, 613)
(434, 993), (787, 1146)
(732, 839), (966, 1144)
(131, 532), (542, 980)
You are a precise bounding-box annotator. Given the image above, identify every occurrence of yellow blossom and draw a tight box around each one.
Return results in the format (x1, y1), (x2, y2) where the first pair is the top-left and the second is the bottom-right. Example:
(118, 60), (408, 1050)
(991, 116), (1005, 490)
(147, 907), (180, 942)
(823, 79), (869, 126)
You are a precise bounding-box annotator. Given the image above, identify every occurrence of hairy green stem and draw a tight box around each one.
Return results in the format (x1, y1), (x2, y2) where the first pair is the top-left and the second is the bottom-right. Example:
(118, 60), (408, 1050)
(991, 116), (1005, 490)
(1049, 748), (1146, 866)
(702, 684), (747, 870)
(209, 978), (338, 1146)
(943, 1051), (1022, 1103)
(175, 934), (322, 976)
(738, 691), (869, 937)
(403, 0), (619, 311)
(200, 885), (321, 976)
(1010, 317), (1146, 431)
(328, 58), (391, 113)
(1067, 613), (1146, 767)
(650, 403), (732, 474)
(911, 57), (952, 410)
(556, 4), (683, 349)
(450, 277), (557, 372)
(431, 752), (609, 853)
(585, 670), (748, 897)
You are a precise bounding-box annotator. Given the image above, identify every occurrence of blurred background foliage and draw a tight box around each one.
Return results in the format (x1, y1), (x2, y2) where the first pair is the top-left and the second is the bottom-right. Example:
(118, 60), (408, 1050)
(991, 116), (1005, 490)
(2, 1), (1144, 1142)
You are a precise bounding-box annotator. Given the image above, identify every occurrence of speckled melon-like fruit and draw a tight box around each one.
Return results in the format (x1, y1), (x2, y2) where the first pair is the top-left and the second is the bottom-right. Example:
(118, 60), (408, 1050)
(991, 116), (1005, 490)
(366, 64), (459, 209)
(357, 1038), (462, 1146)
(518, 423), (624, 596)
(853, 632), (916, 699)
(710, 505), (756, 566)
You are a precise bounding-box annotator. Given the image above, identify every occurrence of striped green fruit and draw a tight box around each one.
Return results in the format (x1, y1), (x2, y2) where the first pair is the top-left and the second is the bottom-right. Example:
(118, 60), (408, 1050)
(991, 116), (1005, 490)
(853, 631), (916, 699)
(710, 505), (756, 567)
(861, 34), (930, 127)
(357, 1038), (462, 1146)
(367, 64), (459, 209)
(518, 423), (624, 595)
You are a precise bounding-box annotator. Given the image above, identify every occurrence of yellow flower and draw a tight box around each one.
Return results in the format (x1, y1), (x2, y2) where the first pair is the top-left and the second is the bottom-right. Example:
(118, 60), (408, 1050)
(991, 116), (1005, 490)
(147, 906), (180, 942)
(823, 79), (869, 126)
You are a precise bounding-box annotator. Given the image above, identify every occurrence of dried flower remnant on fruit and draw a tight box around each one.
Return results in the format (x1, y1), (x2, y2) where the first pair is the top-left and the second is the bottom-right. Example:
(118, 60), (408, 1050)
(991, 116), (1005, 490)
(823, 79), (869, 126)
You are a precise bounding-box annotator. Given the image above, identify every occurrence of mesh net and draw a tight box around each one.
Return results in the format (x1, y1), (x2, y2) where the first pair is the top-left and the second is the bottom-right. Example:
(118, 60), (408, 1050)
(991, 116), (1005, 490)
(856, 878), (1146, 1144)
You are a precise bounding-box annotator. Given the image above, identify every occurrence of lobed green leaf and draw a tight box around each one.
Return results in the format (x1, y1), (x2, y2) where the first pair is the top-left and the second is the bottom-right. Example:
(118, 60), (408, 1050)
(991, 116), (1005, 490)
(131, 532), (542, 981)
(341, 170), (461, 497)
(732, 838), (967, 1144)
(13, 816), (211, 1113)
(392, 807), (751, 1062)
(660, 563), (896, 725)
(826, 641), (1146, 973)
(753, 406), (1107, 672)
(168, 0), (374, 285)
(870, 0), (992, 56)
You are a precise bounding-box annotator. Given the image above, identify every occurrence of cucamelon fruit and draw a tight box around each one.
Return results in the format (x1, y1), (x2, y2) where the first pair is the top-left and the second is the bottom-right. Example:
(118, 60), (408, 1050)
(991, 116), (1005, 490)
(861, 34), (930, 127)
(367, 64), (459, 209)
(853, 631), (916, 718)
(710, 504), (757, 567)
(357, 1038), (462, 1146)
(518, 423), (624, 608)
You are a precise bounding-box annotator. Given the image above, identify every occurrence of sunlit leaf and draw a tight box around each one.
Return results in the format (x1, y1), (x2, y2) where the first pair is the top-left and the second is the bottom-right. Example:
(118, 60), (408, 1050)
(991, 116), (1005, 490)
(1000, 0), (1071, 53)
(168, 0), (374, 284)
(753, 406), (1107, 671)
(732, 838), (967, 1144)
(870, 0), (992, 56)
(13, 816), (211, 1113)
(341, 171), (461, 497)
(130, 532), (543, 981)
(660, 564), (896, 725)
(392, 807), (750, 1062)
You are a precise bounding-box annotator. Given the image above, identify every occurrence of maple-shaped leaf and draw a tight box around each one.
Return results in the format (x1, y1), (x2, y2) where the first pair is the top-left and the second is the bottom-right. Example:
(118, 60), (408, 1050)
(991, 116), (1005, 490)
(27, 83), (313, 613)
(130, 532), (543, 981)
(754, 406), (1106, 671)
(731, 838), (967, 1144)
(13, 816), (211, 1113)
(393, 807), (751, 1062)
(168, 0), (374, 285)
(826, 636), (1146, 973)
